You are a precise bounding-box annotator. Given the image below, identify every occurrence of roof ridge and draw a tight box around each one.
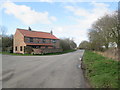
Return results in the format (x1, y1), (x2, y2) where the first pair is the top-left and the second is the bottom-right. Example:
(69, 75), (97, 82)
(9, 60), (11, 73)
(17, 28), (50, 34)
(16, 28), (59, 40)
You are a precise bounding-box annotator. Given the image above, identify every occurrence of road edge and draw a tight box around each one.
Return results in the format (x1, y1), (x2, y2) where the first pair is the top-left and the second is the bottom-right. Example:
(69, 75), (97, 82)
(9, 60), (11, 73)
(81, 51), (92, 88)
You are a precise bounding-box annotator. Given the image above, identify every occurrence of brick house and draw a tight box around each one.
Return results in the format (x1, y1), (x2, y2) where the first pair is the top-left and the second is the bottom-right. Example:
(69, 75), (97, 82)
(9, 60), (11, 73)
(13, 28), (62, 54)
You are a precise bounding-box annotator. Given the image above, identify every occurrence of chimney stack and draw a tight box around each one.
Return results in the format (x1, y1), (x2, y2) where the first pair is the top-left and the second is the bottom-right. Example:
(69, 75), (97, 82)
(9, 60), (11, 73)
(28, 27), (32, 31)
(50, 30), (53, 35)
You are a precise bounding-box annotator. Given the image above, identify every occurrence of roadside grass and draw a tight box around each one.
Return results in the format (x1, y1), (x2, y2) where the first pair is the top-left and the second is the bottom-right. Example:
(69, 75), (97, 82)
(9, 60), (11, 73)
(1, 52), (35, 56)
(1, 49), (76, 56)
(83, 50), (119, 88)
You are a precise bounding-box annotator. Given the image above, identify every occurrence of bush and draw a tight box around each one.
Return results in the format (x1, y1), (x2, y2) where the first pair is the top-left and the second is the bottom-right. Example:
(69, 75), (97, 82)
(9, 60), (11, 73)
(7, 46), (13, 53)
(60, 38), (77, 51)
(24, 46), (33, 54)
(2, 35), (13, 52)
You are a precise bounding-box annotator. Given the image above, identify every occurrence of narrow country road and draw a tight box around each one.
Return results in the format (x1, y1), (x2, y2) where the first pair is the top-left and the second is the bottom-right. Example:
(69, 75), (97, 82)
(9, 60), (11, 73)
(2, 50), (89, 88)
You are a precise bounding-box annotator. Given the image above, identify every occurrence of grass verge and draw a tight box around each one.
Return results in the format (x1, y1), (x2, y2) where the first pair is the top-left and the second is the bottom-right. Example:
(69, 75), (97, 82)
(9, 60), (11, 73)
(1, 49), (76, 56)
(83, 50), (119, 88)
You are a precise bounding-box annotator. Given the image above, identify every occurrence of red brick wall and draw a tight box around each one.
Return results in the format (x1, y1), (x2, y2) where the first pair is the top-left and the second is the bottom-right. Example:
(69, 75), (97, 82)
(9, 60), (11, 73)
(14, 29), (60, 54)
(13, 30), (26, 54)
(52, 40), (60, 48)
(33, 48), (63, 54)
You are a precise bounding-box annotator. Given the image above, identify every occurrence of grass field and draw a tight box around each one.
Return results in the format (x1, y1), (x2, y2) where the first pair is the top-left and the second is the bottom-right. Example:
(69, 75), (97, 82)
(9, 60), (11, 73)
(1, 49), (76, 56)
(83, 50), (119, 88)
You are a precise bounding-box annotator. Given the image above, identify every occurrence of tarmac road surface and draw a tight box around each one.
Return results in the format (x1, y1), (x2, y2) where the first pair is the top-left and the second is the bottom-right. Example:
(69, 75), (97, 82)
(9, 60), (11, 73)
(2, 50), (89, 88)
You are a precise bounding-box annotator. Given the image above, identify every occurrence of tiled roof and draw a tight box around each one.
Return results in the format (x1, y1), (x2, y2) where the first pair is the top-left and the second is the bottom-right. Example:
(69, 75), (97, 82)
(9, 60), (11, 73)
(17, 28), (59, 40)
(25, 43), (53, 46)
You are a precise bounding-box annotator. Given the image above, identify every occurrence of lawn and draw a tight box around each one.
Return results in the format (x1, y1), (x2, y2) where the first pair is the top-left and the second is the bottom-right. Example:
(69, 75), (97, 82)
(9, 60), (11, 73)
(83, 50), (119, 88)
(1, 49), (76, 56)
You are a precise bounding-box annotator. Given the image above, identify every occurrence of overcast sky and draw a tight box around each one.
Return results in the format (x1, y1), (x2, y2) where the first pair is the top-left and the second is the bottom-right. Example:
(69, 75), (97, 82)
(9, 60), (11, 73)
(0, 0), (118, 46)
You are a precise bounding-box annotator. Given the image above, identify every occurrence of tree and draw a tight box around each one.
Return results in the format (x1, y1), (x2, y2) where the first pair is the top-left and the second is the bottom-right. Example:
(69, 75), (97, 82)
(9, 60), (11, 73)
(88, 11), (120, 60)
(88, 14), (115, 50)
(0, 26), (7, 36)
(88, 29), (105, 51)
(2, 35), (13, 52)
(60, 38), (77, 51)
(0, 26), (13, 52)
(79, 41), (90, 49)
(60, 38), (70, 51)
(69, 39), (77, 49)
(117, 9), (120, 60)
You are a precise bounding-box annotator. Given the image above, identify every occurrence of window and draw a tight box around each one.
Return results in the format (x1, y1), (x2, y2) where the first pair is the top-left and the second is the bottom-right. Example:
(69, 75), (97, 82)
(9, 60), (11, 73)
(30, 37), (33, 42)
(20, 46), (22, 51)
(52, 40), (56, 43)
(36, 46), (39, 48)
(15, 46), (17, 51)
(42, 39), (46, 43)
(24, 37), (29, 42)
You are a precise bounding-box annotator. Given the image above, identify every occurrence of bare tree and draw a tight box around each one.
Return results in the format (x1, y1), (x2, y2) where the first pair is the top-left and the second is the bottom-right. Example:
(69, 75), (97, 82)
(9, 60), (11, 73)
(87, 11), (120, 60)
(60, 38), (77, 51)
(118, 5), (120, 60)
(0, 26), (7, 36)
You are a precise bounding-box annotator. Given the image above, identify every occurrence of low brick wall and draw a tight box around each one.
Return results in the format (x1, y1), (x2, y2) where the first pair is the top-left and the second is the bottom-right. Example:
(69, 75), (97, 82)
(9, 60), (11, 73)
(33, 48), (63, 54)
(33, 49), (42, 54)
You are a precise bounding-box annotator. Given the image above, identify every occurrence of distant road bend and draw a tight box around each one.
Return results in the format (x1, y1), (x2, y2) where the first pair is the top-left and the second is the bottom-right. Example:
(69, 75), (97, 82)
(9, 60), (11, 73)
(2, 50), (89, 88)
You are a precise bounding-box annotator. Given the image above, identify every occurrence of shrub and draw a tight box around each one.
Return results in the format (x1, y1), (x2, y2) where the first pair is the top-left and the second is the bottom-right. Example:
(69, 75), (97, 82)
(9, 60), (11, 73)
(7, 46), (13, 53)
(24, 46), (33, 54)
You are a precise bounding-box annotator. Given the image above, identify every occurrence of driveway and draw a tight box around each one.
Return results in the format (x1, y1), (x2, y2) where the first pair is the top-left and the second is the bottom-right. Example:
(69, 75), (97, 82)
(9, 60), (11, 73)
(2, 50), (89, 88)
